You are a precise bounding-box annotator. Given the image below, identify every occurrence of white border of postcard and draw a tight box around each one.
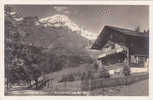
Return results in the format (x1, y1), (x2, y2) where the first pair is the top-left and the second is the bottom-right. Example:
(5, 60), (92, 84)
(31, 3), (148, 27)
(0, 1), (153, 100)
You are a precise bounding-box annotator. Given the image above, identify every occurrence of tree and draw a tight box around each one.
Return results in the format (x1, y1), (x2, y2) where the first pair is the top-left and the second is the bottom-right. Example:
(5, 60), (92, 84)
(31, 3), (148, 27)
(5, 6), (43, 89)
(144, 30), (146, 33)
(5, 6), (23, 88)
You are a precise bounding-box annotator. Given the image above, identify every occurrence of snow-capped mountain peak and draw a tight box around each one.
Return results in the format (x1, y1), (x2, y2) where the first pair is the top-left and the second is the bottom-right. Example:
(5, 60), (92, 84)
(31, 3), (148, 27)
(40, 14), (80, 31)
(40, 14), (97, 40)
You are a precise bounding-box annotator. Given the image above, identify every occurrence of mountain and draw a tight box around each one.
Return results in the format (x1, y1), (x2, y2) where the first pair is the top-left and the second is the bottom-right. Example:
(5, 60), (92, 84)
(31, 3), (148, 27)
(5, 6), (96, 85)
(17, 14), (97, 53)
(7, 13), (96, 49)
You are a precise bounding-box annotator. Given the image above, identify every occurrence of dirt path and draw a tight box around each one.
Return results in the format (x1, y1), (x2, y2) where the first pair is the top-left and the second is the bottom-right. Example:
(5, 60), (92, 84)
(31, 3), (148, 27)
(90, 79), (148, 96)
(118, 79), (148, 96)
(5, 86), (49, 96)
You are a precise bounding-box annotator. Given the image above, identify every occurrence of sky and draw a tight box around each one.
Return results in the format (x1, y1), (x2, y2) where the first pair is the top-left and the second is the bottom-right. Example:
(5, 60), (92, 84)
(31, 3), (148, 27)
(12, 5), (149, 34)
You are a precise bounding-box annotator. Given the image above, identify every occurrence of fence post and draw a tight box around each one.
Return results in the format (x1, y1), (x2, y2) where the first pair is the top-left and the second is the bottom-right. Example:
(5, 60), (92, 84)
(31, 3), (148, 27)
(47, 80), (49, 88)
(89, 79), (91, 91)
(64, 80), (67, 91)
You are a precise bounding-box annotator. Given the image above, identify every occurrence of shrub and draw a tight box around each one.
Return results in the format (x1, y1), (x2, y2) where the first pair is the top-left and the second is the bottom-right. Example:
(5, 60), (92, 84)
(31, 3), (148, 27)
(81, 72), (87, 80)
(87, 70), (94, 80)
(99, 68), (110, 78)
(123, 65), (131, 76)
(59, 73), (75, 82)
(67, 74), (75, 81)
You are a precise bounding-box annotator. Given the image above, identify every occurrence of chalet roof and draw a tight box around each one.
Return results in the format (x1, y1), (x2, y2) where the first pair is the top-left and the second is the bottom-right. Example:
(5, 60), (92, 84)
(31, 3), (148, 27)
(106, 26), (148, 37)
(91, 25), (149, 50)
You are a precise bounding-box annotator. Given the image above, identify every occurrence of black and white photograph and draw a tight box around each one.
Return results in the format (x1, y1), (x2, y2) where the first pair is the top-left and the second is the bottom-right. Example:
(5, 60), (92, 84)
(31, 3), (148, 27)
(4, 5), (149, 96)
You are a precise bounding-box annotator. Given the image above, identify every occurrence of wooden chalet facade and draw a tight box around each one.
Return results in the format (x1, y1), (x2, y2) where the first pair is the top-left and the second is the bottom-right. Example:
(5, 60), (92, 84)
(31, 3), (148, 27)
(91, 26), (149, 67)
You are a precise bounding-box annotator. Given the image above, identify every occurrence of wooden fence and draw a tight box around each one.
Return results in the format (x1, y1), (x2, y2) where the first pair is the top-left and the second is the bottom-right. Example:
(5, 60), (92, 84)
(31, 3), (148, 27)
(29, 72), (148, 94)
(83, 72), (148, 91)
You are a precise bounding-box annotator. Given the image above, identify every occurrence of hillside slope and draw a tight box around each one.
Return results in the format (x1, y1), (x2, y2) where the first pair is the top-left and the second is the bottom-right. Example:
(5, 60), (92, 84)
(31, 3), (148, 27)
(5, 8), (96, 74)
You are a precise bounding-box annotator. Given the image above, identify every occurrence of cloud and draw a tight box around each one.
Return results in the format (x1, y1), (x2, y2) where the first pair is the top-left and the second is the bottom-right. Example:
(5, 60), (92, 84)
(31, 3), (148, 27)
(53, 6), (70, 14)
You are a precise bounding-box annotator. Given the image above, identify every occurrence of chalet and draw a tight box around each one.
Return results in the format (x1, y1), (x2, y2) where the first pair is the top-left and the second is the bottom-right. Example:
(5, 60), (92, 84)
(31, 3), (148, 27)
(91, 25), (149, 68)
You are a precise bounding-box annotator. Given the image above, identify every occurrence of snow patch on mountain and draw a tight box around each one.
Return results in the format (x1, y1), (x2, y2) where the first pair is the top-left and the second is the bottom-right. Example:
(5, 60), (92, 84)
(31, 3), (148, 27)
(14, 17), (23, 21)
